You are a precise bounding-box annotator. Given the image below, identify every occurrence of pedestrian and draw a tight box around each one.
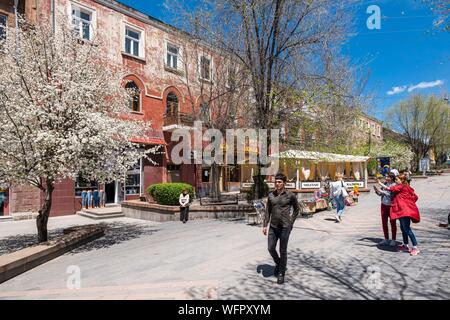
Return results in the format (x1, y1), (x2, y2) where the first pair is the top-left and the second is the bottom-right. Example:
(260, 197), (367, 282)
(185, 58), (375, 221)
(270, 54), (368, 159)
(329, 173), (348, 222)
(373, 172), (397, 247)
(99, 189), (105, 207)
(87, 189), (93, 209)
(378, 174), (421, 256)
(262, 173), (300, 285)
(81, 190), (88, 210)
(93, 189), (100, 208)
(179, 189), (190, 223)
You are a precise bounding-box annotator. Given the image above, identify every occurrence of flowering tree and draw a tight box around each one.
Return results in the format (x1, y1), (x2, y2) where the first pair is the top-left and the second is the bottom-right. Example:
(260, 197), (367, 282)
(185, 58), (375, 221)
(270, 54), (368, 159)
(0, 20), (153, 242)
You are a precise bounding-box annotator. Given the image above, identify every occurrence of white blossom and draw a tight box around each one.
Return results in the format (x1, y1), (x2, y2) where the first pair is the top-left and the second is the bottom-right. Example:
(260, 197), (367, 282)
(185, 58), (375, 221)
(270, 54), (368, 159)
(0, 18), (155, 194)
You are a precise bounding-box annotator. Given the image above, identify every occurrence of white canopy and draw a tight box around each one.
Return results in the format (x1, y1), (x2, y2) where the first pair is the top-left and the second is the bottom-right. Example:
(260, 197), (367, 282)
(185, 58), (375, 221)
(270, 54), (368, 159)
(272, 150), (370, 163)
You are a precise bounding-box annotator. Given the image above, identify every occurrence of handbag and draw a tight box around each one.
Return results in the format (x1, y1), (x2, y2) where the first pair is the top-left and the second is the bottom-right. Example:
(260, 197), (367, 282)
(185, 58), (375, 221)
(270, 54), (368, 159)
(341, 181), (349, 198)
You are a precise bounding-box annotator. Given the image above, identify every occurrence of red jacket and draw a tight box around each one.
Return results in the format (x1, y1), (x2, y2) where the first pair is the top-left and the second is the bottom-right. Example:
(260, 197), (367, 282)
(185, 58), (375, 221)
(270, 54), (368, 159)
(387, 184), (420, 223)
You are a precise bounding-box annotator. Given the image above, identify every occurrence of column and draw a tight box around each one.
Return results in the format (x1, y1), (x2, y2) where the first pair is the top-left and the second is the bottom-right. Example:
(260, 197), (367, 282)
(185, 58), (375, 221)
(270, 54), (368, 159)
(364, 161), (368, 189)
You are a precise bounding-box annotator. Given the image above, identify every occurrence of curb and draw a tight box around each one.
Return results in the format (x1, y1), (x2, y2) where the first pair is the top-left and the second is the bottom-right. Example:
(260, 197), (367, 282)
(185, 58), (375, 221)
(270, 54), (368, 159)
(0, 225), (105, 284)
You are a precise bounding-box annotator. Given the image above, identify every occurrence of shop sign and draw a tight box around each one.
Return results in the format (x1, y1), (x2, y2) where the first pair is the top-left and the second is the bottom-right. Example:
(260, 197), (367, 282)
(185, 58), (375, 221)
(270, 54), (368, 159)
(345, 181), (364, 188)
(285, 182), (296, 189)
(242, 182), (254, 188)
(301, 182), (321, 189)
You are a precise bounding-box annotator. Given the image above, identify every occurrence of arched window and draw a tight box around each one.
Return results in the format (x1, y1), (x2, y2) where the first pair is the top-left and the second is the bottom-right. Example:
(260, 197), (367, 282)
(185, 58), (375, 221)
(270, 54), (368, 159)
(200, 101), (210, 121)
(125, 81), (140, 112)
(166, 92), (179, 115)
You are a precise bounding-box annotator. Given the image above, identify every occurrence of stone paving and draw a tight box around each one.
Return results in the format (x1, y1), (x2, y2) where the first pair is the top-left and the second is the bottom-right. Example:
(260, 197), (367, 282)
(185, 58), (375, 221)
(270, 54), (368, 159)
(0, 175), (449, 300)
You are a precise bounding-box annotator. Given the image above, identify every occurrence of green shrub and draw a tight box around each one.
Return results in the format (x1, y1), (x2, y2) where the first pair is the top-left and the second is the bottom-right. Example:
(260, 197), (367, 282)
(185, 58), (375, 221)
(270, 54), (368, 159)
(146, 183), (194, 206)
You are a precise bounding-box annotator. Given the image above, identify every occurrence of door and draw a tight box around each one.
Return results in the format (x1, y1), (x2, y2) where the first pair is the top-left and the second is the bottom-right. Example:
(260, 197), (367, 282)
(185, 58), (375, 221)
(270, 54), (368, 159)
(105, 182), (115, 204)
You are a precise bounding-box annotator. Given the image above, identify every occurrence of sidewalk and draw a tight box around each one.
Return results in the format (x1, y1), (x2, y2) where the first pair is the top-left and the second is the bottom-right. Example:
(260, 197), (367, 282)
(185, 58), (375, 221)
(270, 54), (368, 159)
(0, 175), (449, 299)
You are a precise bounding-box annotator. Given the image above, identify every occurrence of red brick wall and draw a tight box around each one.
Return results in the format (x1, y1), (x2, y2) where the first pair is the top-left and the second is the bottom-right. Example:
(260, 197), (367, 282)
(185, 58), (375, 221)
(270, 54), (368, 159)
(46, 178), (76, 216)
(9, 184), (41, 213)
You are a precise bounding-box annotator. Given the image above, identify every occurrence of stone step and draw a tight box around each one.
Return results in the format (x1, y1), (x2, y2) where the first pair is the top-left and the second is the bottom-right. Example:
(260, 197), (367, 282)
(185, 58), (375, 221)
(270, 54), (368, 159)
(0, 216), (13, 222)
(77, 211), (124, 220)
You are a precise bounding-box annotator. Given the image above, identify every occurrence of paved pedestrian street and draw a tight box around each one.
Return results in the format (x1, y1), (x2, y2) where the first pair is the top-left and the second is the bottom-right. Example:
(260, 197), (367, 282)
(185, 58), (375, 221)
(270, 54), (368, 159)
(0, 175), (449, 300)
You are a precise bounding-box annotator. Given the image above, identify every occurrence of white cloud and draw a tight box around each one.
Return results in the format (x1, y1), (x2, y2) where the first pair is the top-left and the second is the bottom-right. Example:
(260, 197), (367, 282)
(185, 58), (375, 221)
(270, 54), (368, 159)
(407, 80), (444, 92)
(387, 86), (407, 95)
(386, 80), (444, 95)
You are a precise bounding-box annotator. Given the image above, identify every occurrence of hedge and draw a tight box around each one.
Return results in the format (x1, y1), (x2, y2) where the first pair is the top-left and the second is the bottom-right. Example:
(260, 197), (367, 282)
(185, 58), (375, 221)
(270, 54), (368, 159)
(147, 183), (194, 206)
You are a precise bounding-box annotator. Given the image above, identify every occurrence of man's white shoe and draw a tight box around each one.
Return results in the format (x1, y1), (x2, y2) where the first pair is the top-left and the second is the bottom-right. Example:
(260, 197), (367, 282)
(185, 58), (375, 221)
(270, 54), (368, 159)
(389, 240), (397, 247)
(379, 239), (390, 246)
(335, 214), (340, 222)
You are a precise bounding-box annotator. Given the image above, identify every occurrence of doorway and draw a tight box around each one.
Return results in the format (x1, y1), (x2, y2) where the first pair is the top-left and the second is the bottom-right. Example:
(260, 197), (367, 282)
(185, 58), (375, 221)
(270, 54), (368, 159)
(105, 182), (115, 204)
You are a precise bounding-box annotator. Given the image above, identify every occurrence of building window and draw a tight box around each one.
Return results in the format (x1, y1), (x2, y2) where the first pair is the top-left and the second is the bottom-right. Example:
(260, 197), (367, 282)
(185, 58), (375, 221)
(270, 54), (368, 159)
(125, 27), (140, 57)
(227, 66), (236, 90)
(167, 164), (181, 183)
(0, 14), (6, 41)
(71, 5), (93, 41)
(200, 101), (210, 121)
(125, 81), (140, 112)
(166, 43), (179, 70)
(202, 168), (210, 182)
(200, 55), (211, 81)
(75, 175), (98, 197)
(166, 92), (179, 114)
(125, 161), (141, 195)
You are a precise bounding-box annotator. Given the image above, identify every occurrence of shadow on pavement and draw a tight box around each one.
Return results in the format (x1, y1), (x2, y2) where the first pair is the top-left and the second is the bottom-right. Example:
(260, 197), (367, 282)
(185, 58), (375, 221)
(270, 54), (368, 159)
(218, 246), (450, 300)
(69, 222), (160, 254)
(0, 222), (159, 256)
(0, 229), (64, 256)
(256, 264), (275, 278)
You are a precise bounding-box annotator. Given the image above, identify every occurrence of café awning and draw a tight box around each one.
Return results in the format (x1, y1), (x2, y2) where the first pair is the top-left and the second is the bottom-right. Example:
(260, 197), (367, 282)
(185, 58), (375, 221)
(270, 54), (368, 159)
(271, 150), (370, 163)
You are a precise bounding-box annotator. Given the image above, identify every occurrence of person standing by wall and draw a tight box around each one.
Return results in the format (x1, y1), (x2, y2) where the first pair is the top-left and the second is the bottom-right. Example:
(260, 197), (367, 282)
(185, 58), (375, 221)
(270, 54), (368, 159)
(374, 172), (397, 246)
(330, 173), (348, 222)
(179, 189), (190, 223)
(262, 173), (300, 285)
(87, 189), (93, 209)
(81, 190), (88, 210)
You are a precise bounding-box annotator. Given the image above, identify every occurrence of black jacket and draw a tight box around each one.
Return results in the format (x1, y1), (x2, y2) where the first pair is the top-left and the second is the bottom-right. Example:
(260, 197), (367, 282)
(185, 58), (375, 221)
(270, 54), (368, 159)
(264, 189), (300, 228)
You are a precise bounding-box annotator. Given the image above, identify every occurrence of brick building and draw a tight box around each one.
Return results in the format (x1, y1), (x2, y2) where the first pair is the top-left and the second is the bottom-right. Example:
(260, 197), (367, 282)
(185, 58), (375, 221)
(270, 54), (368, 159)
(1, 0), (231, 216)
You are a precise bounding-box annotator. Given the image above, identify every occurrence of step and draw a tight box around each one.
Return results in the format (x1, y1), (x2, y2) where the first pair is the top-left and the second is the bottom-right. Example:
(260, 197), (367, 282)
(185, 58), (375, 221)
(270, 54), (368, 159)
(77, 211), (125, 220)
(0, 216), (13, 222)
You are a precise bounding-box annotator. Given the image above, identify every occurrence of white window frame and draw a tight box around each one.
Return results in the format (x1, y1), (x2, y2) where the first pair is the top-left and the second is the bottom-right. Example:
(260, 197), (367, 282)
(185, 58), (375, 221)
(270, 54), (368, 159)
(165, 42), (181, 70)
(199, 54), (213, 82)
(69, 2), (96, 41)
(122, 22), (145, 59)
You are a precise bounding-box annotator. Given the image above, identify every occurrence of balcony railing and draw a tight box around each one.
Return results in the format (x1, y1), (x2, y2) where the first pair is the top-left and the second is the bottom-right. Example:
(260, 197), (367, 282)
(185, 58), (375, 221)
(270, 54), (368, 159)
(163, 112), (195, 128)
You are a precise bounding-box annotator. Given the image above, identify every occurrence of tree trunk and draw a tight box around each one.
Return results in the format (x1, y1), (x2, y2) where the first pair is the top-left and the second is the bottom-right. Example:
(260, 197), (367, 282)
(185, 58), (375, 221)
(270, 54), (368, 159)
(36, 181), (54, 243)
(210, 163), (221, 200)
(253, 162), (265, 200)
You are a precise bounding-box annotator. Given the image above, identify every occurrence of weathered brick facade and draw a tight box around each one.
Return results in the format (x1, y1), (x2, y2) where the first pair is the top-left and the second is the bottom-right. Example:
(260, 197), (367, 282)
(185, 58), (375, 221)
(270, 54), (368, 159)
(3, 0), (217, 216)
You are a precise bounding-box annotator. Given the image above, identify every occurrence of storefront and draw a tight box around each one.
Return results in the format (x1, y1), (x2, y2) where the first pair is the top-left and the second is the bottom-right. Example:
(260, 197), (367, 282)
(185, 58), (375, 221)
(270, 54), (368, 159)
(270, 150), (370, 190)
(240, 150), (370, 191)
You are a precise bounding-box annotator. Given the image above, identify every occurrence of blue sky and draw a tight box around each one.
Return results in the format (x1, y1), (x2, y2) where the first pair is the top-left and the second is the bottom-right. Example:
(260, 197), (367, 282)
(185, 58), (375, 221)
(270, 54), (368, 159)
(117, 0), (449, 121)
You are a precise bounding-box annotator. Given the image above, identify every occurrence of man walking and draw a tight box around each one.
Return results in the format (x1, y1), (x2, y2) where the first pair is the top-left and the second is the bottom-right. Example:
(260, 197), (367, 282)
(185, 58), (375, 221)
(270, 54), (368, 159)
(263, 173), (300, 284)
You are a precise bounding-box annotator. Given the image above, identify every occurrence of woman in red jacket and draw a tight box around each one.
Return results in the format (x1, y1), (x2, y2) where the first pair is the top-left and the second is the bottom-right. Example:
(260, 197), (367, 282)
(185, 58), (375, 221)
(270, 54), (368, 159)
(378, 174), (421, 256)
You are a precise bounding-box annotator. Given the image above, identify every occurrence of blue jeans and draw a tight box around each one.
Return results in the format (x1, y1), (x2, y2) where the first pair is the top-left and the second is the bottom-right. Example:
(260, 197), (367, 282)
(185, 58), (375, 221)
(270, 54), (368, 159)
(335, 195), (345, 217)
(81, 192), (88, 208)
(399, 217), (418, 246)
